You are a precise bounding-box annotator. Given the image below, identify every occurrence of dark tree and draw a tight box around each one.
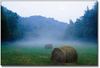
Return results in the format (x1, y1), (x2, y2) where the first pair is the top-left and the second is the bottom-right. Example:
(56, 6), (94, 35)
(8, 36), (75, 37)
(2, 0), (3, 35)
(1, 6), (21, 41)
(64, 2), (98, 42)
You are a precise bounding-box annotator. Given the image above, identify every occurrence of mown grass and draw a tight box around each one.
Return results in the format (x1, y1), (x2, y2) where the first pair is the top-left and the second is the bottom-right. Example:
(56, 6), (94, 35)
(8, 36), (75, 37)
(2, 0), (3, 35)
(75, 45), (98, 65)
(1, 42), (98, 66)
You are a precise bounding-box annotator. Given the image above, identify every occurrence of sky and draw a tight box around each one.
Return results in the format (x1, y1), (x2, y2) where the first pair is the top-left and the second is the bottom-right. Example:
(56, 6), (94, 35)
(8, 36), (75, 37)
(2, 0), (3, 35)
(2, 1), (95, 23)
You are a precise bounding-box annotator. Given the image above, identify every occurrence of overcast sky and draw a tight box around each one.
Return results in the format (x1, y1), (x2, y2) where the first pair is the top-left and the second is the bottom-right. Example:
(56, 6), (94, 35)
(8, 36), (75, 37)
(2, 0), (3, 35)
(2, 1), (95, 23)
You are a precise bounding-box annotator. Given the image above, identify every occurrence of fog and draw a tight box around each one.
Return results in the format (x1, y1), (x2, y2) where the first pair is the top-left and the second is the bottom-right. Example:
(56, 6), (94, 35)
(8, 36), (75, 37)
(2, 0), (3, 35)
(2, 1), (97, 48)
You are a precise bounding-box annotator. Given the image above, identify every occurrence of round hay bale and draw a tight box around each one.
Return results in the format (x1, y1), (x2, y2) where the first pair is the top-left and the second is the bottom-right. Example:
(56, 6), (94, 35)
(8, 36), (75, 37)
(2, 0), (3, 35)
(45, 44), (53, 49)
(51, 46), (78, 64)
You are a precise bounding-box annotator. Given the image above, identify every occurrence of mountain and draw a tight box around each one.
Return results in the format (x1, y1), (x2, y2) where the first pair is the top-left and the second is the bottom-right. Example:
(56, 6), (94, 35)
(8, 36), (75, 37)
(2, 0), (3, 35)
(1, 2), (98, 42)
(1, 6), (68, 41)
(18, 15), (68, 40)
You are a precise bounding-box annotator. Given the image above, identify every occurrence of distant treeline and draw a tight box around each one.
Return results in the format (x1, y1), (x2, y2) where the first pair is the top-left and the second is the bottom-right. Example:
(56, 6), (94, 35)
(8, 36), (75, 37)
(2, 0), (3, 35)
(1, 2), (98, 42)
(64, 2), (98, 41)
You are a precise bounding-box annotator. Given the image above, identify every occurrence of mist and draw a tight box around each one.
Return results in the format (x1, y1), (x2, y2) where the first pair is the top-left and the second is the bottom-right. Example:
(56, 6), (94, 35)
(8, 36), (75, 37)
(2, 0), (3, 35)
(1, 1), (98, 48)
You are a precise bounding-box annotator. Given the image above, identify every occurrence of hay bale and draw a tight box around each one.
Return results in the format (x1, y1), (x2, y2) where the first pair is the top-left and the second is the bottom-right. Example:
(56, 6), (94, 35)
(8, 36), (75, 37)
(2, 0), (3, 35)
(51, 46), (77, 64)
(45, 44), (53, 49)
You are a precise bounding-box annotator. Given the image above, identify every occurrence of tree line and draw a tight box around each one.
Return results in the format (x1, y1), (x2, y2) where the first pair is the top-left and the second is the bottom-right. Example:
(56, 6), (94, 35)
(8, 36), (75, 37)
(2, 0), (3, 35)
(64, 2), (98, 42)
(1, 2), (98, 42)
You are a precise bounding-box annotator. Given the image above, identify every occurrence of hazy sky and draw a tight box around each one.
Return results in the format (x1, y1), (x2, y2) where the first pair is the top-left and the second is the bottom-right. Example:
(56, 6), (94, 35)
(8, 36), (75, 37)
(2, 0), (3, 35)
(2, 1), (95, 23)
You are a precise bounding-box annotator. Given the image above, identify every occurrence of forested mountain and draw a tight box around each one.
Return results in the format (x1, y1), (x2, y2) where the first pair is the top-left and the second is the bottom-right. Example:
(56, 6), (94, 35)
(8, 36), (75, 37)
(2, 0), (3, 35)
(1, 2), (98, 42)
(18, 16), (67, 40)
(1, 6), (67, 41)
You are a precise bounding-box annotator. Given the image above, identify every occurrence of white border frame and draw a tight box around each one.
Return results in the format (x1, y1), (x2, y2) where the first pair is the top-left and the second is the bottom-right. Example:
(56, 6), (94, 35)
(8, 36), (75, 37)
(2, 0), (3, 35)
(0, 0), (99, 68)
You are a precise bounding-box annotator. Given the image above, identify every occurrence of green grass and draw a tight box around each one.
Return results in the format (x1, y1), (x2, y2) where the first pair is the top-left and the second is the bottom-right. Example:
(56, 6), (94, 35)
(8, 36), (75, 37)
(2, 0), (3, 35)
(1, 42), (98, 66)
(74, 45), (98, 65)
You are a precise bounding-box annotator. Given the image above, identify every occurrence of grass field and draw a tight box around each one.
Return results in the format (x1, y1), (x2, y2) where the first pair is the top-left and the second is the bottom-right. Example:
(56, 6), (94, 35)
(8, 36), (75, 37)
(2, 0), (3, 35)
(1, 41), (98, 66)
